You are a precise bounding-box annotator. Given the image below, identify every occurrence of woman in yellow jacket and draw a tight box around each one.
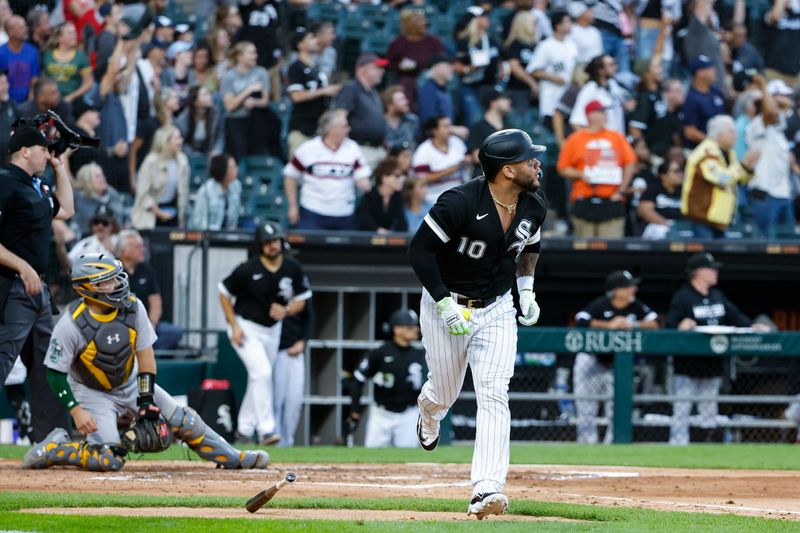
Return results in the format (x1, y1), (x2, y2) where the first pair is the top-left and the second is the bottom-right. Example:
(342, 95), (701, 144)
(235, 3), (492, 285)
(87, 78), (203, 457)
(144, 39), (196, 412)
(682, 115), (760, 239)
(131, 125), (190, 229)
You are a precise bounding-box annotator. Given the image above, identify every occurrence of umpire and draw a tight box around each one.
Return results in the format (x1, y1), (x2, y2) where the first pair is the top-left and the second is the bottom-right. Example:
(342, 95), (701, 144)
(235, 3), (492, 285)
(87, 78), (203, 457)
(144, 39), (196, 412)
(0, 123), (74, 441)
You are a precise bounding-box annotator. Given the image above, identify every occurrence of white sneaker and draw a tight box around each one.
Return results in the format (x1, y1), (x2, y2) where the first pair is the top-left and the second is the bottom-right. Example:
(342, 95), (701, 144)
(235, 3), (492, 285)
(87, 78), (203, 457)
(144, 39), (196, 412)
(467, 492), (508, 520)
(416, 415), (439, 451)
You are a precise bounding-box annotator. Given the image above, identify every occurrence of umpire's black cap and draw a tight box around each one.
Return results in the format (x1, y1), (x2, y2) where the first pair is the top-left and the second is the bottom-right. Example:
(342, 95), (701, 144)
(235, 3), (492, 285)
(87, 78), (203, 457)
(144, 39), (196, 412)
(478, 129), (546, 180)
(605, 270), (640, 291)
(8, 124), (51, 154)
(255, 221), (286, 243)
(388, 309), (419, 327)
(686, 252), (722, 274)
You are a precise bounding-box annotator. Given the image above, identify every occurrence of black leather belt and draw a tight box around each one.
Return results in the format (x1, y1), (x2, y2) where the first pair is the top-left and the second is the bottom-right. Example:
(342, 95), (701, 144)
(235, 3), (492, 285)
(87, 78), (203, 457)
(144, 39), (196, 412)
(454, 294), (499, 309)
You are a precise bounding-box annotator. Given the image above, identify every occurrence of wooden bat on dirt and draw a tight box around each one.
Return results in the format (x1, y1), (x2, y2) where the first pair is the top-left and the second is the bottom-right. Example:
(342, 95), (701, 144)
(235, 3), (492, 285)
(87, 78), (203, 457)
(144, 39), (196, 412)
(245, 472), (297, 513)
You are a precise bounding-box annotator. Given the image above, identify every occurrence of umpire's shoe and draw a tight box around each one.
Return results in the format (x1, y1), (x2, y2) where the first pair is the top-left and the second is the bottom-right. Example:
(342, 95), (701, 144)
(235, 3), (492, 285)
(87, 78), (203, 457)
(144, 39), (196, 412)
(467, 492), (508, 520)
(22, 428), (70, 469)
(236, 449), (270, 469)
(416, 415), (439, 451)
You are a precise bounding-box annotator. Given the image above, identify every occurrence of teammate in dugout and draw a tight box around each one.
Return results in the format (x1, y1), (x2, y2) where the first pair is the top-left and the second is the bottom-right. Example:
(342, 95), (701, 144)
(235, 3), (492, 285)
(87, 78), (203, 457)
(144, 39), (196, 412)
(219, 221), (311, 446)
(573, 270), (659, 444)
(408, 129), (546, 519)
(22, 253), (269, 471)
(348, 309), (426, 448)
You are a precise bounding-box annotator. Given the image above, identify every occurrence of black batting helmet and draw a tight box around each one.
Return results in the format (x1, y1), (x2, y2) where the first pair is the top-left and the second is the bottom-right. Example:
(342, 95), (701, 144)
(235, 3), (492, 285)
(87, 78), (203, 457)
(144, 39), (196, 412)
(478, 129), (546, 180)
(255, 220), (286, 243)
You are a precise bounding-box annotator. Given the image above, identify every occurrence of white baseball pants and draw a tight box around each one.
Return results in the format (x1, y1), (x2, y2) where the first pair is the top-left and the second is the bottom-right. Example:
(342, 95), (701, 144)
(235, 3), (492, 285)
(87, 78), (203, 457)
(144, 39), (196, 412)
(229, 316), (281, 438)
(573, 353), (614, 444)
(273, 349), (304, 447)
(364, 404), (419, 448)
(418, 289), (517, 496)
(670, 375), (721, 445)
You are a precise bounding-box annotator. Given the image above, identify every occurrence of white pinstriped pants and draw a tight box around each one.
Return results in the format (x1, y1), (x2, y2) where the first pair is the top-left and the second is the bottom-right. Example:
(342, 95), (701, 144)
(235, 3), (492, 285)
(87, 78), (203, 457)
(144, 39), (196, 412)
(417, 289), (517, 496)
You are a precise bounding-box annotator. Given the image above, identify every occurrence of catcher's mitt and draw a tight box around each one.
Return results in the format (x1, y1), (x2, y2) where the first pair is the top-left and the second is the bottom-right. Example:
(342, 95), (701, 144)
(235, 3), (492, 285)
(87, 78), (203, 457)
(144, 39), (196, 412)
(120, 415), (173, 453)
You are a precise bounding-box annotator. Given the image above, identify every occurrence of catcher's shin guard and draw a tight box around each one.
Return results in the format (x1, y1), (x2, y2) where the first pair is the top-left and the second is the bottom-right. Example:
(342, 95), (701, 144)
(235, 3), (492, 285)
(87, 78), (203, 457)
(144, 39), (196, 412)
(22, 428), (126, 471)
(168, 405), (269, 469)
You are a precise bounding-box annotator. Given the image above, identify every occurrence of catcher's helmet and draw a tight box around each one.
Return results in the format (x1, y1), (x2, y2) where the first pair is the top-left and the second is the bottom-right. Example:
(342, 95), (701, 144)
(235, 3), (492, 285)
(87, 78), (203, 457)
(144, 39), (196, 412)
(255, 220), (286, 243)
(478, 129), (546, 180)
(71, 253), (132, 309)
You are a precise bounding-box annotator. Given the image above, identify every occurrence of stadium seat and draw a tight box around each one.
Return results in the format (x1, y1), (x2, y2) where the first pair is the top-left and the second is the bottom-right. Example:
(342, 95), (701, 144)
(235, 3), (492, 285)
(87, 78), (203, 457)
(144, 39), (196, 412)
(306, 1), (344, 23)
(667, 220), (695, 239)
(361, 31), (394, 56)
(247, 192), (288, 227)
(188, 154), (209, 192)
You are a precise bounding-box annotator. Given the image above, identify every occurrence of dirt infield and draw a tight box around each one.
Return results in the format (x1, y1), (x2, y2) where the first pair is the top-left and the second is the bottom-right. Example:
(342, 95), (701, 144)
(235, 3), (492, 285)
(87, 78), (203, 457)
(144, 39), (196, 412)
(2, 459), (800, 521)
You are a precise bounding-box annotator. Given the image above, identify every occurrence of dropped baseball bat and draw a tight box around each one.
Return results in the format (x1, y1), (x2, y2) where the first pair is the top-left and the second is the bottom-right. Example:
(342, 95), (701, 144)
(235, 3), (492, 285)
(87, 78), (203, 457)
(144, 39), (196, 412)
(245, 472), (297, 513)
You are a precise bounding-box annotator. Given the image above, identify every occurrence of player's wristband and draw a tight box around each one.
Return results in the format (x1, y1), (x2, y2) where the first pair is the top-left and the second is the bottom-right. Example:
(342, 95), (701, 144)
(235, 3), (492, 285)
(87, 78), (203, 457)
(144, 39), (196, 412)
(516, 276), (534, 293)
(138, 372), (156, 397)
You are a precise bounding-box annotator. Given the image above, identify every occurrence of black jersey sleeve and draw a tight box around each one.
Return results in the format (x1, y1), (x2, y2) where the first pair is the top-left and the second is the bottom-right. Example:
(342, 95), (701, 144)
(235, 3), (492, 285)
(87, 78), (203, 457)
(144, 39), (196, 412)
(353, 347), (381, 382)
(290, 261), (312, 302)
(665, 290), (689, 328)
(636, 300), (659, 322)
(575, 297), (604, 326)
(220, 263), (249, 299)
(286, 61), (306, 93)
(721, 293), (751, 327)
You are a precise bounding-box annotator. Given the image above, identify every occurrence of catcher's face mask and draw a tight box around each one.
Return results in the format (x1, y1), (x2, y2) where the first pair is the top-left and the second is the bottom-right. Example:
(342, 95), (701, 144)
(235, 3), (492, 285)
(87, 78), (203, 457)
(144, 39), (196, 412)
(71, 253), (132, 309)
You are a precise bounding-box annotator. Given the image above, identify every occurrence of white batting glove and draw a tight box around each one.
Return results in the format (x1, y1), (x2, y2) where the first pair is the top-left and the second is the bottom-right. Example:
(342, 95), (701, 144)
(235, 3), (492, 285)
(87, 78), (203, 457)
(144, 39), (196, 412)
(517, 276), (540, 326)
(436, 296), (472, 336)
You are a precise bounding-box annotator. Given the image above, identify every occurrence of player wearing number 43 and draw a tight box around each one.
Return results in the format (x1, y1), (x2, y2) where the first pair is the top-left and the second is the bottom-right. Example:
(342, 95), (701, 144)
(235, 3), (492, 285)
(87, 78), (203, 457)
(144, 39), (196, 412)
(22, 253), (269, 471)
(348, 309), (426, 448)
(408, 129), (547, 519)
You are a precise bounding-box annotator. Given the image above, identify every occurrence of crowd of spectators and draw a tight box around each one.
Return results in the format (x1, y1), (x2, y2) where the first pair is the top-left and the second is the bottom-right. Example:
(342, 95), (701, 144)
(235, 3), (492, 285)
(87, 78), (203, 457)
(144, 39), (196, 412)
(2, 0), (800, 251)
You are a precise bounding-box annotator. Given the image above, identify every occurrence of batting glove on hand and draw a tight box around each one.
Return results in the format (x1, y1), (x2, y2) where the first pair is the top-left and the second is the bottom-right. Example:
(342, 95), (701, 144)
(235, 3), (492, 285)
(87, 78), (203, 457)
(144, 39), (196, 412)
(517, 276), (540, 326)
(436, 296), (472, 336)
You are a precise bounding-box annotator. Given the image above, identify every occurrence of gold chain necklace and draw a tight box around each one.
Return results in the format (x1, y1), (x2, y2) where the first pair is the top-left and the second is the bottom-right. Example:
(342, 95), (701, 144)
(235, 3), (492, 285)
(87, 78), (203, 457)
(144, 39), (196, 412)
(488, 185), (517, 214)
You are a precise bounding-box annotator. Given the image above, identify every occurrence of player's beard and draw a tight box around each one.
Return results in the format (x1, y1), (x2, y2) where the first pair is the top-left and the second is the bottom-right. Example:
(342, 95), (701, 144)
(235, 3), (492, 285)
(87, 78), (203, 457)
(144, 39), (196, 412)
(512, 168), (541, 193)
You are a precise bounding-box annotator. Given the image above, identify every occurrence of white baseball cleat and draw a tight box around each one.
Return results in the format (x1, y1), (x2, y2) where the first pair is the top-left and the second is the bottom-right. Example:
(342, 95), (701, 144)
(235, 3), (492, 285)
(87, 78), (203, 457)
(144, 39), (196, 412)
(467, 492), (508, 520)
(416, 415), (439, 451)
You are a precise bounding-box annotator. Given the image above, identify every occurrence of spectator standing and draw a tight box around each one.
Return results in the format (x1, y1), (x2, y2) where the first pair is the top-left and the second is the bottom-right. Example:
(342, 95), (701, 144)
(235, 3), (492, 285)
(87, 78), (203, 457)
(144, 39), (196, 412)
(71, 162), (124, 239)
(207, 27), (232, 82)
(638, 159), (685, 239)
(467, 88), (512, 173)
(308, 20), (336, 80)
(189, 42), (218, 92)
(682, 0), (726, 92)
(386, 8), (445, 110)
(573, 270), (659, 444)
(682, 115), (759, 239)
(403, 176), (432, 234)
(726, 23), (764, 75)
(0, 70), (18, 164)
(567, 2), (603, 65)
(570, 54), (632, 135)
(763, 0), (800, 86)
(0, 0), (10, 46)
(585, 0), (632, 74)
(503, 10), (539, 115)
(0, 124), (73, 441)
(666, 253), (769, 445)
(412, 115), (470, 204)
(189, 153), (242, 231)
(161, 40), (194, 104)
(273, 303), (313, 447)
(176, 86), (224, 157)
(0, 15), (40, 103)
(96, 37), (133, 193)
(66, 98), (104, 177)
(552, 66), (590, 149)
(454, 6), (502, 127)
(630, 78), (685, 158)
(66, 204), (118, 265)
(220, 41), (270, 161)
(746, 78), (796, 238)
(334, 53), (388, 172)
(349, 309), (426, 448)
(284, 109), (372, 230)
(117, 229), (184, 351)
(26, 7), (51, 51)
(131, 125), (190, 229)
(527, 11), (578, 129)
(635, 0), (681, 66)
(682, 55), (725, 148)
(286, 28), (339, 158)
(237, 0), (281, 70)
(17, 77), (73, 124)
(557, 100), (636, 238)
(42, 22), (93, 104)
(417, 53), (456, 125)
(356, 158), (408, 233)
(382, 84), (419, 151)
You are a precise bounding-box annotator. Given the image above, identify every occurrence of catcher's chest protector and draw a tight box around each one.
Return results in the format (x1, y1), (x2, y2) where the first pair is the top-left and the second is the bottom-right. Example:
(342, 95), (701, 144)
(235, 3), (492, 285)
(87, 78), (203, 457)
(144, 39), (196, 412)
(69, 299), (139, 391)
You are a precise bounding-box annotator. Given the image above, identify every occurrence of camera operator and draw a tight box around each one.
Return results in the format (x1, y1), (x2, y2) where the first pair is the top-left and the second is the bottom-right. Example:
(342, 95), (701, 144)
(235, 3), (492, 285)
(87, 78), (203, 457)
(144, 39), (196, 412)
(0, 122), (74, 442)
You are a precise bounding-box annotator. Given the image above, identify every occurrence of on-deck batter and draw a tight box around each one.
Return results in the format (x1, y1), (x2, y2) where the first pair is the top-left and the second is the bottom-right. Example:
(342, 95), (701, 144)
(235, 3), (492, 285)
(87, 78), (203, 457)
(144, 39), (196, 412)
(408, 129), (547, 519)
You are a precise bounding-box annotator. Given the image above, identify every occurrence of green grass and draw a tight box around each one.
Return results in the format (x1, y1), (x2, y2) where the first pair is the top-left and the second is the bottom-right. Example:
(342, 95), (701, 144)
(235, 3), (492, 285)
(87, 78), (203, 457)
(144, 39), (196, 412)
(3, 443), (798, 470)
(0, 492), (798, 532)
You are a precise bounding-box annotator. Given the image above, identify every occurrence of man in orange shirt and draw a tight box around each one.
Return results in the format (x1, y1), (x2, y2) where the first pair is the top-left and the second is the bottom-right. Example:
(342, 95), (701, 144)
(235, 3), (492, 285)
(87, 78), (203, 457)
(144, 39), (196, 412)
(557, 100), (636, 238)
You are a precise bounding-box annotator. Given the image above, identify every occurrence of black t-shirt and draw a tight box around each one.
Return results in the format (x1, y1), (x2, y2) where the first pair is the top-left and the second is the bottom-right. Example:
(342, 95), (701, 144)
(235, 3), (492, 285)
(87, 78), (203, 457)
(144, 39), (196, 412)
(286, 59), (329, 137)
(575, 296), (658, 365)
(355, 189), (408, 232)
(455, 36), (501, 88)
(666, 283), (751, 377)
(354, 341), (427, 412)
(221, 255), (311, 327)
(238, 0), (281, 69)
(128, 262), (160, 314)
(641, 180), (683, 221)
(0, 163), (61, 277)
(418, 177), (547, 299)
(504, 40), (536, 91)
(467, 119), (502, 177)
(764, 3), (800, 76)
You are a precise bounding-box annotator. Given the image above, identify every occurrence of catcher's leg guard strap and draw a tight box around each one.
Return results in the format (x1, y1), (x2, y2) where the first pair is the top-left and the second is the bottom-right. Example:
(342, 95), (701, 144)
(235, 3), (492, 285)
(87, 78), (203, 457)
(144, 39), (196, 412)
(168, 405), (245, 469)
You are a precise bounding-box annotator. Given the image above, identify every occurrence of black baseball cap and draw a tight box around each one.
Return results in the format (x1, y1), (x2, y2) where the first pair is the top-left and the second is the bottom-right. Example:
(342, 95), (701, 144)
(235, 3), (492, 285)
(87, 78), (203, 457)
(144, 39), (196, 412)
(480, 86), (510, 108)
(90, 204), (116, 225)
(427, 52), (452, 68)
(8, 124), (51, 154)
(686, 252), (722, 273)
(605, 270), (640, 291)
(388, 309), (419, 327)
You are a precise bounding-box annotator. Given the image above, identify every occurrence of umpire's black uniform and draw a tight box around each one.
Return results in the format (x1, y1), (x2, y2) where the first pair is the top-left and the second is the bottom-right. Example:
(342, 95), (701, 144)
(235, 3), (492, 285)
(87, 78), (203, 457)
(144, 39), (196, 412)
(0, 128), (70, 442)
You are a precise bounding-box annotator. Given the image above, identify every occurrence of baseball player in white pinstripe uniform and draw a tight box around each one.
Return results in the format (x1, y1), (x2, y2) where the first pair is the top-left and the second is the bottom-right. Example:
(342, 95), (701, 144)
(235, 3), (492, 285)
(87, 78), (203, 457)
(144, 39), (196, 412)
(408, 129), (547, 519)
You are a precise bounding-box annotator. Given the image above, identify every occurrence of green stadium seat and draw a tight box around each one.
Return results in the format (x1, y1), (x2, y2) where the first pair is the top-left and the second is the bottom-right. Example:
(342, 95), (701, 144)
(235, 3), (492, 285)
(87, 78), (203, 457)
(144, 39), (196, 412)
(306, 1), (344, 23)
(188, 154), (209, 192)
(361, 31), (395, 56)
(667, 220), (695, 239)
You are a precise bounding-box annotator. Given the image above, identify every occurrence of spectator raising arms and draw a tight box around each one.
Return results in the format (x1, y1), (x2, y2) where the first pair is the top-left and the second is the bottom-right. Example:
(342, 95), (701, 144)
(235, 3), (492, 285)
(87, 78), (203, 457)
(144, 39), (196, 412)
(189, 153), (242, 231)
(356, 158), (408, 234)
(132, 125), (190, 229)
(42, 22), (93, 104)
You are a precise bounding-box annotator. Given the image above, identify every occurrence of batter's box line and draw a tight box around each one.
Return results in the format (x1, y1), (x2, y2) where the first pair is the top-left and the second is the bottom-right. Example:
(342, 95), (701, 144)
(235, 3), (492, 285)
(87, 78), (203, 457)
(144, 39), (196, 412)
(561, 492), (800, 516)
(309, 481), (472, 490)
